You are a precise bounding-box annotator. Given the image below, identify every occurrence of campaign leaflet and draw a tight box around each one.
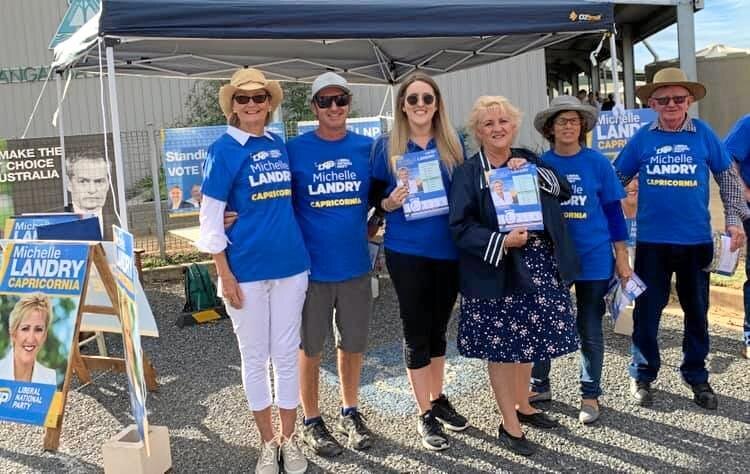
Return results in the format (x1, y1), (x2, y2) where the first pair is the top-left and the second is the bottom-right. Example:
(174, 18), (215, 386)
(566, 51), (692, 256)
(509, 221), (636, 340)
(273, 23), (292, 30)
(3, 213), (83, 240)
(591, 109), (656, 161)
(705, 233), (740, 276)
(607, 273), (646, 322)
(393, 149), (449, 221)
(113, 226), (150, 453)
(0, 241), (88, 426)
(488, 164), (544, 232)
(161, 122), (286, 216)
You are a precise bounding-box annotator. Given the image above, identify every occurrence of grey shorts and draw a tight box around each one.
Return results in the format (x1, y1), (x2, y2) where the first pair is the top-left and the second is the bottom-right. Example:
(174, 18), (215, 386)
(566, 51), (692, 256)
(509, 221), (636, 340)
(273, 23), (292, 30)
(300, 273), (373, 356)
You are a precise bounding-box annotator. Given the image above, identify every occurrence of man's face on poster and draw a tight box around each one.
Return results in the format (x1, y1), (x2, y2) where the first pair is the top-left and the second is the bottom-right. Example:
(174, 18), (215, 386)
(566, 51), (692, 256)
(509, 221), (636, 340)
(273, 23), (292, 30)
(68, 158), (109, 213)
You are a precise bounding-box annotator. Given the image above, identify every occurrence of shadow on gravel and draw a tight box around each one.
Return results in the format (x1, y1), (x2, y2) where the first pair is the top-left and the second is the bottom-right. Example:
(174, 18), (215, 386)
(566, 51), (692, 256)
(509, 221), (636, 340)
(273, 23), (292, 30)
(0, 447), (100, 473)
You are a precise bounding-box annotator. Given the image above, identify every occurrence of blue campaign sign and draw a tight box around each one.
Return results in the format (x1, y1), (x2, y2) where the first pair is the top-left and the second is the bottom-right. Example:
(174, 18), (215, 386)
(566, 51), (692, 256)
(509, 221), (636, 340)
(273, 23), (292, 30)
(3, 214), (82, 240)
(162, 122), (286, 215)
(0, 241), (89, 426)
(49, 0), (101, 49)
(591, 108), (657, 161)
(113, 226), (135, 300)
(296, 116), (383, 138)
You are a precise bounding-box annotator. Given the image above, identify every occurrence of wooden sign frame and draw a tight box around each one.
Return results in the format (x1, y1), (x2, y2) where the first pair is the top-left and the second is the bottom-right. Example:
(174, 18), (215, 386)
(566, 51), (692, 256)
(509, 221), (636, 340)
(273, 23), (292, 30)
(43, 243), (158, 451)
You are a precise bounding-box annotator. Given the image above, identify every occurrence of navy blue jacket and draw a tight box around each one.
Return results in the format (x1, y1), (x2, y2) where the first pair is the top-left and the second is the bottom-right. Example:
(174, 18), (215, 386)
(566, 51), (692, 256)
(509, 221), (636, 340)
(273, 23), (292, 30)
(449, 148), (580, 298)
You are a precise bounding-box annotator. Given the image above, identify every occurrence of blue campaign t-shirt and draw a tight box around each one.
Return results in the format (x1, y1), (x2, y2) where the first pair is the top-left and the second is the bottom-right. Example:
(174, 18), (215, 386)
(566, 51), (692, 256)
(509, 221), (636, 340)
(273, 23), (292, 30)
(201, 128), (310, 283)
(371, 135), (460, 260)
(288, 130), (373, 282)
(625, 217), (637, 248)
(541, 147), (625, 280)
(724, 113), (750, 192)
(614, 119), (732, 244)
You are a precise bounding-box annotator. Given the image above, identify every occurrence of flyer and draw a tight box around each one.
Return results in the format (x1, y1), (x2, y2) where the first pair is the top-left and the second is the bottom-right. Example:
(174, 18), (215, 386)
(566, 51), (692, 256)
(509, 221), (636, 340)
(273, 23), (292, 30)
(0, 241), (89, 426)
(607, 273), (647, 322)
(395, 149), (449, 221)
(113, 226), (150, 453)
(488, 164), (544, 232)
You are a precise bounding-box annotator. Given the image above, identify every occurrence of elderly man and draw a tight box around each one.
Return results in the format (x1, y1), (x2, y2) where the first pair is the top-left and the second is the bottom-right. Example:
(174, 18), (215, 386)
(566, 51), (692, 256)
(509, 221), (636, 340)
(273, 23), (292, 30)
(723, 114), (750, 360)
(286, 72), (376, 456)
(614, 68), (748, 409)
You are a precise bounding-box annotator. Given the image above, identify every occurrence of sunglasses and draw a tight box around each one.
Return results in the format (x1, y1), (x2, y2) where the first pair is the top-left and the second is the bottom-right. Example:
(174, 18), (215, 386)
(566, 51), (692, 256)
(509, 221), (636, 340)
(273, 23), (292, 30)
(233, 93), (270, 105)
(314, 94), (351, 108)
(651, 95), (689, 106)
(554, 117), (581, 126)
(405, 93), (436, 106)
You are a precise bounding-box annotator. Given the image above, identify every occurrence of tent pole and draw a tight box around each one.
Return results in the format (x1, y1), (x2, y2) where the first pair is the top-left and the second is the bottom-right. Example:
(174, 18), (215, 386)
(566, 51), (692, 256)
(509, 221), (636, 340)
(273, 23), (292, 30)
(622, 24), (636, 108)
(676, 0), (699, 117)
(105, 45), (129, 231)
(55, 71), (70, 208)
(609, 32), (620, 105)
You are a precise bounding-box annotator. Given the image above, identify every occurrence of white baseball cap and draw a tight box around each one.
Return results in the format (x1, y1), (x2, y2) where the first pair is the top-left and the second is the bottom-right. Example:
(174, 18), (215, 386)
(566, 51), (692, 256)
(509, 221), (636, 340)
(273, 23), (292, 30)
(311, 72), (351, 98)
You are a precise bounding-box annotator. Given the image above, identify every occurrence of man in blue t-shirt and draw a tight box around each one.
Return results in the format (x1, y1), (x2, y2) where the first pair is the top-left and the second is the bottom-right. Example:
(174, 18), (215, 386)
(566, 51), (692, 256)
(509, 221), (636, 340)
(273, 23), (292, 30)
(614, 68), (748, 410)
(286, 72), (376, 456)
(724, 114), (750, 360)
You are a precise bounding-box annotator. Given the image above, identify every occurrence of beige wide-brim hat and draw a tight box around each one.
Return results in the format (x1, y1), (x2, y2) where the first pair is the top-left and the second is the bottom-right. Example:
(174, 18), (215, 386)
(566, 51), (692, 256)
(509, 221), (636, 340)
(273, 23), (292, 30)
(636, 67), (706, 104)
(533, 95), (598, 134)
(218, 68), (283, 119)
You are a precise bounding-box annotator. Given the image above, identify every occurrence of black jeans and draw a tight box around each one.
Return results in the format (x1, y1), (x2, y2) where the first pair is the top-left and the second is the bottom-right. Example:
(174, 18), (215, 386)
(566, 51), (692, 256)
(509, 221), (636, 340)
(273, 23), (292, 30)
(385, 248), (459, 369)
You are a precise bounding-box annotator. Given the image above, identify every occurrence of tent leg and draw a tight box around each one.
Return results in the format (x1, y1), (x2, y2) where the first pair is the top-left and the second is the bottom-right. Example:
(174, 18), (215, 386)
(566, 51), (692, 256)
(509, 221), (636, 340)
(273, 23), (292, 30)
(105, 45), (129, 231)
(609, 33), (620, 106)
(55, 72), (69, 209)
(622, 24), (636, 108)
(677, 0), (699, 117)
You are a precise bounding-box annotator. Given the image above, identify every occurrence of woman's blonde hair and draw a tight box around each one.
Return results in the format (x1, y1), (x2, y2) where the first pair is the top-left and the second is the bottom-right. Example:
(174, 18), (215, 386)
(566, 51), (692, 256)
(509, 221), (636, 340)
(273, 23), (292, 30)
(8, 293), (52, 337)
(467, 96), (523, 148)
(388, 73), (463, 173)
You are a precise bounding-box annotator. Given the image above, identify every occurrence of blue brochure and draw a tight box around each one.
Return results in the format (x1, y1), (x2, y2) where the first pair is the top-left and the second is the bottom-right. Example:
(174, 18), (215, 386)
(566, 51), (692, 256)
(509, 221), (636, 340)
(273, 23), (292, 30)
(395, 149), (448, 221)
(488, 164), (544, 232)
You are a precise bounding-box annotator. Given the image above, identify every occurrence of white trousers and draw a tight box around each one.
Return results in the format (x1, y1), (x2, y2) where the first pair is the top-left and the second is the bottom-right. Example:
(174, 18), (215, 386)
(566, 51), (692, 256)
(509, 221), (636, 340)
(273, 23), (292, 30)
(224, 271), (308, 411)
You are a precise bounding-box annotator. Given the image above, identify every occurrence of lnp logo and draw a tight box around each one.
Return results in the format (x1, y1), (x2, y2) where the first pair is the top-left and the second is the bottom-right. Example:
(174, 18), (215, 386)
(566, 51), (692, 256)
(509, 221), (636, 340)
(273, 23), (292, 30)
(252, 150), (270, 162)
(316, 160), (336, 171)
(569, 10), (603, 22)
(49, 1), (101, 49)
(655, 145), (673, 155)
(0, 387), (12, 404)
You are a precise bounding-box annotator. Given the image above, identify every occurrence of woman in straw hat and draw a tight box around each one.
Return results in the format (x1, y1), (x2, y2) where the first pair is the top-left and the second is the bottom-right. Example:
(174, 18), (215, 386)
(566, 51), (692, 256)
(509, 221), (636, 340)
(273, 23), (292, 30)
(449, 96), (579, 456)
(528, 95), (631, 425)
(194, 68), (310, 474)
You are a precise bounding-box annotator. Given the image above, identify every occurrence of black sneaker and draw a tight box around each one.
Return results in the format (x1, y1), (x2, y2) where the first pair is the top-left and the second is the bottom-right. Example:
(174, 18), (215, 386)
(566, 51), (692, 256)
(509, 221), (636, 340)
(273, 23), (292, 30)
(417, 410), (450, 451)
(516, 410), (559, 429)
(689, 382), (718, 410)
(430, 394), (469, 432)
(335, 410), (373, 450)
(300, 418), (343, 457)
(498, 424), (535, 457)
(629, 378), (653, 407)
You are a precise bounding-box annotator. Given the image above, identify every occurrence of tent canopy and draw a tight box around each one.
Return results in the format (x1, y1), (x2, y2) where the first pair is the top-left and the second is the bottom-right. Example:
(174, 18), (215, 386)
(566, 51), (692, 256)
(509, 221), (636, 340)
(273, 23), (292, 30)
(54, 0), (614, 84)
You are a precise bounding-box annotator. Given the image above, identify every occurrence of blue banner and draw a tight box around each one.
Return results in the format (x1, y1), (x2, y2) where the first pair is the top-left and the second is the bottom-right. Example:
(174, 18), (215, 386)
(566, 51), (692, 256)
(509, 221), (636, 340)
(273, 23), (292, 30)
(3, 214), (83, 240)
(296, 117), (383, 138)
(0, 241), (88, 426)
(161, 123), (286, 215)
(591, 109), (656, 161)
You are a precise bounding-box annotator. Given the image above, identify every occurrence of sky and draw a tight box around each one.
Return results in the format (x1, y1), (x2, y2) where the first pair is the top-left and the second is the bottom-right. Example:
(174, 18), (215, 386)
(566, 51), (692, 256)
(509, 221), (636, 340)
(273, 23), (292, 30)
(634, 0), (750, 70)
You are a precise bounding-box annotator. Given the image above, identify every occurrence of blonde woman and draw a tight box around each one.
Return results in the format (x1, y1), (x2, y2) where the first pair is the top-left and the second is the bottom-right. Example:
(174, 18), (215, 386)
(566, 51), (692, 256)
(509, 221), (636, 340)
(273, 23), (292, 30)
(370, 72), (466, 451)
(449, 96), (579, 456)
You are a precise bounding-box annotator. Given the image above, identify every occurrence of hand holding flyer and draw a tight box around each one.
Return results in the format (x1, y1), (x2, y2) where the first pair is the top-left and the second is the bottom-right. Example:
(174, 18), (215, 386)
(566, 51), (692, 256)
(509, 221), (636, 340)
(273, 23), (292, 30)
(488, 164), (544, 232)
(395, 149), (449, 221)
(607, 272), (646, 322)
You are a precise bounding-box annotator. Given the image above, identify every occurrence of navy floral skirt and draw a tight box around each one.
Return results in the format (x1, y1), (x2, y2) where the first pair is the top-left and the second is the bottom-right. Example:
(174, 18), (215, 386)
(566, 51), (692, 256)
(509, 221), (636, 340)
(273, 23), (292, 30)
(458, 233), (578, 363)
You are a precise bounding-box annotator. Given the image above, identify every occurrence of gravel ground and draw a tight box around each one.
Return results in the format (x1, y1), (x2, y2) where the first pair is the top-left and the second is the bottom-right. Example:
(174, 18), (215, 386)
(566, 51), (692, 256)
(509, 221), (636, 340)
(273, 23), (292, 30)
(1, 277), (749, 473)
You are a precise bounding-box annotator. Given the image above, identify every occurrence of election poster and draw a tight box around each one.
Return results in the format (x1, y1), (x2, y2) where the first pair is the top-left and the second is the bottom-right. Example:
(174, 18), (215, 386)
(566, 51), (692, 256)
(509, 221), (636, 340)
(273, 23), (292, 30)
(296, 116), (383, 138)
(161, 123), (286, 216)
(591, 109), (657, 161)
(0, 241), (89, 426)
(4, 213), (83, 240)
(0, 134), (116, 240)
(395, 149), (449, 221)
(488, 164), (544, 232)
(113, 226), (150, 454)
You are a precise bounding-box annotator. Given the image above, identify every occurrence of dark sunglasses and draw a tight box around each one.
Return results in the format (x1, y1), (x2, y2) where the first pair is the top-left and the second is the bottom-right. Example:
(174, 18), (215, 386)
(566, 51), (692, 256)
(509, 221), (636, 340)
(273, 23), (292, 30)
(405, 93), (436, 106)
(314, 94), (351, 108)
(233, 93), (270, 105)
(651, 95), (689, 106)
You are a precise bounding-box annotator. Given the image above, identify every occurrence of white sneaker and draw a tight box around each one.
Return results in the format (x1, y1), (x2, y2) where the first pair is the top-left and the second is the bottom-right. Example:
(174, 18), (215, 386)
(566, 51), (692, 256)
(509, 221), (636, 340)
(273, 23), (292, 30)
(255, 439), (280, 474)
(279, 433), (308, 474)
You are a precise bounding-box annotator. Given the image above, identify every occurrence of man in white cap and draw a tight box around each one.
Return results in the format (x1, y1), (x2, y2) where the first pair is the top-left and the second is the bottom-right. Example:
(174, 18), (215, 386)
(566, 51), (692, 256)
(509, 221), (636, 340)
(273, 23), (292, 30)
(286, 72), (376, 456)
(614, 67), (748, 410)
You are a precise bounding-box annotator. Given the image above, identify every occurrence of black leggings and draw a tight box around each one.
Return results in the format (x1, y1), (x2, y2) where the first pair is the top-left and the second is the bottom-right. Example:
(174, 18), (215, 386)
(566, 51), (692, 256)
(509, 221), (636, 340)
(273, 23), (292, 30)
(385, 249), (459, 369)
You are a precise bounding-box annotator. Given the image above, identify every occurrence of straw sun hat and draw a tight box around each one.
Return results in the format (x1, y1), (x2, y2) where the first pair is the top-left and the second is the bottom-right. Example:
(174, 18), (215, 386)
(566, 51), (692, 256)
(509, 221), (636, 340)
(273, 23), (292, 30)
(218, 68), (283, 119)
(636, 67), (706, 104)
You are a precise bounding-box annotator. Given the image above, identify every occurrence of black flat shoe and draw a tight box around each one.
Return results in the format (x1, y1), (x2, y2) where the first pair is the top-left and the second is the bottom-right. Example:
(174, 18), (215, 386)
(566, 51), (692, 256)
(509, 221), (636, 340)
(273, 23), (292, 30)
(516, 410), (559, 429)
(689, 382), (718, 410)
(498, 424), (535, 457)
